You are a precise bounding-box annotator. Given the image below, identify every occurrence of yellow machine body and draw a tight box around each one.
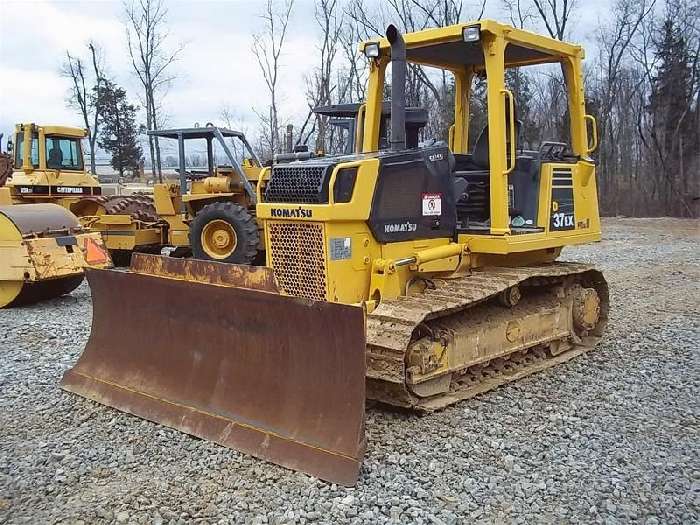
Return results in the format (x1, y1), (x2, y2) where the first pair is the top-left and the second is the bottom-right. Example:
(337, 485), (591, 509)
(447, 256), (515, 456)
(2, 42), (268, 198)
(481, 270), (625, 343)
(0, 203), (111, 308)
(6, 124), (103, 215)
(63, 21), (608, 486)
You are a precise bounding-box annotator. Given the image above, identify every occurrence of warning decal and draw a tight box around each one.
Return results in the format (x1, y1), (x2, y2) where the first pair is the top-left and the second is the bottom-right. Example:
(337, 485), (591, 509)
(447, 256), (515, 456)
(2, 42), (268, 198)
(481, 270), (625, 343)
(82, 236), (110, 266)
(422, 193), (442, 216)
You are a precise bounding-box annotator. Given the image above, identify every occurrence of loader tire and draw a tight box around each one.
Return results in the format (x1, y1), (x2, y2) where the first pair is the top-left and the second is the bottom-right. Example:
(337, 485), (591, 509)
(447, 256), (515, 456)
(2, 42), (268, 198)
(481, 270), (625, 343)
(190, 202), (259, 264)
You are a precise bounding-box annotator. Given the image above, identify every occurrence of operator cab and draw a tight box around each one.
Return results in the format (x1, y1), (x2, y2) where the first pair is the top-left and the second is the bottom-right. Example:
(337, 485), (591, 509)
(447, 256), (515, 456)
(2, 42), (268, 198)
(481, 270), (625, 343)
(360, 20), (598, 238)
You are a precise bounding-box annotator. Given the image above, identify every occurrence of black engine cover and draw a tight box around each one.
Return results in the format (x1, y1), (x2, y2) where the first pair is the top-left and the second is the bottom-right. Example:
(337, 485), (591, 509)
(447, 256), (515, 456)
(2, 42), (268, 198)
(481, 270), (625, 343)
(369, 146), (456, 243)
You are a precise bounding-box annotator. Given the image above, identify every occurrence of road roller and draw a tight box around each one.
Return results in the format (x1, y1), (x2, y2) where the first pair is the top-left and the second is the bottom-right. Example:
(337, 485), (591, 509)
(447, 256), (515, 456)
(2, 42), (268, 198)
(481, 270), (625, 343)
(0, 203), (111, 308)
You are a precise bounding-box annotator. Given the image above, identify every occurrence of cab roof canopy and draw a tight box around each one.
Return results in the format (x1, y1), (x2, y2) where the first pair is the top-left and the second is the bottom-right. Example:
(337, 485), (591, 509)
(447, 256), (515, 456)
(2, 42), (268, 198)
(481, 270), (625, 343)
(15, 123), (87, 138)
(147, 127), (245, 140)
(362, 19), (584, 70)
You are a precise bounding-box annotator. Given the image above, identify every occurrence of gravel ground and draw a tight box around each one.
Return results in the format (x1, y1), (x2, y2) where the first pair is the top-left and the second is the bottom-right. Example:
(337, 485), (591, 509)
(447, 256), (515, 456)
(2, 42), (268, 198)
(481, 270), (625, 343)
(1, 217), (698, 525)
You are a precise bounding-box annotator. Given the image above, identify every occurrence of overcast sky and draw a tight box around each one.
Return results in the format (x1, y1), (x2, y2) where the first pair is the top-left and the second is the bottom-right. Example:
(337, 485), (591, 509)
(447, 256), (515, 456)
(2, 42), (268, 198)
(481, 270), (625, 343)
(0, 0), (611, 148)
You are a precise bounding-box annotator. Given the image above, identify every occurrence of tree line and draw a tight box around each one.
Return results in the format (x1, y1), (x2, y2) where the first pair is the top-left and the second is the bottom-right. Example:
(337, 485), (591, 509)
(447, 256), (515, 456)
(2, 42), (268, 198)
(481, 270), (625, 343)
(63, 0), (181, 181)
(63, 0), (698, 217)
(253, 0), (698, 217)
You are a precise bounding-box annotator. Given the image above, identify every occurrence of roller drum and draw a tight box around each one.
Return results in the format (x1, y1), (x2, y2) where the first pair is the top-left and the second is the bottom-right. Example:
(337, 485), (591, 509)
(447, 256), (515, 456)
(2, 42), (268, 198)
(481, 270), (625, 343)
(0, 204), (90, 308)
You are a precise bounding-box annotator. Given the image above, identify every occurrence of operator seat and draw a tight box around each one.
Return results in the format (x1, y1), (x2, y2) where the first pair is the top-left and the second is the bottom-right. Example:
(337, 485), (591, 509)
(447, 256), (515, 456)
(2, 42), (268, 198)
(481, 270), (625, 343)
(452, 103), (521, 225)
(471, 119), (522, 169)
(48, 147), (63, 169)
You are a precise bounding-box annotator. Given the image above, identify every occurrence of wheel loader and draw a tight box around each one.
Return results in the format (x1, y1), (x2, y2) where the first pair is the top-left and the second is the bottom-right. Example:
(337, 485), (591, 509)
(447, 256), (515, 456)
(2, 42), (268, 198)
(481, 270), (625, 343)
(62, 21), (608, 486)
(144, 126), (264, 265)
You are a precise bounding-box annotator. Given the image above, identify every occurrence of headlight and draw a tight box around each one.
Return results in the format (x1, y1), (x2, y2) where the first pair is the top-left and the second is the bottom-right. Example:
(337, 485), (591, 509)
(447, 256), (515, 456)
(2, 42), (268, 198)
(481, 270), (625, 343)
(364, 42), (380, 58)
(462, 26), (480, 42)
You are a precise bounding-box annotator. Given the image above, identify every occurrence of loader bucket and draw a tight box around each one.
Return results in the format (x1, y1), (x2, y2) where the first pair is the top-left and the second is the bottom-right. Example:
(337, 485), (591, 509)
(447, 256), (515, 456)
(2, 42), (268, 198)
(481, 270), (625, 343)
(61, 254), (367, 486)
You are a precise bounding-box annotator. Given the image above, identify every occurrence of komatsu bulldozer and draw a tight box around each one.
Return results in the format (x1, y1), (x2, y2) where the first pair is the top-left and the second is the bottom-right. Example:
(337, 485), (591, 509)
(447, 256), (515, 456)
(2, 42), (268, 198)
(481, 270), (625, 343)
(62, 21), (608, 486)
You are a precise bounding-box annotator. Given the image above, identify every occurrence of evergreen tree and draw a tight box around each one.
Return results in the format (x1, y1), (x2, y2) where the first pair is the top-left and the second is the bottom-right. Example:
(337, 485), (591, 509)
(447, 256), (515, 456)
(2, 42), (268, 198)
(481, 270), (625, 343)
(97, 81), (143, 178)
(647, 16), (699, 214)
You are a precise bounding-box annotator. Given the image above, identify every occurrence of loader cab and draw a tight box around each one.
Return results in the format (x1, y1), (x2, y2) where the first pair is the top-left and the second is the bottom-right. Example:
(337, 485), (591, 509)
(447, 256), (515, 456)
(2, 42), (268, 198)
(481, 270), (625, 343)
(359, 20), (601, 248)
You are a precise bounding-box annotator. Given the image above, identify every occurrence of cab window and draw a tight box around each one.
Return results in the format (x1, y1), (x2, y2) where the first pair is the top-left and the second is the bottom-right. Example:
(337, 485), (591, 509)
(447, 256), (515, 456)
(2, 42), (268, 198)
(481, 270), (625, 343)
(46, 136), (83, 170)
(14, 132), (40, 168)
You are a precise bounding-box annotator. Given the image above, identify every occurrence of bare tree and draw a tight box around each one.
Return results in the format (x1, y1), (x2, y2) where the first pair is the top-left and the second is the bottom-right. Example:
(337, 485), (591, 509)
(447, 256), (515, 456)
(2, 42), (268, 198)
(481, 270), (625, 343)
(220, 106), (253, 160)
(306, 0), (344, 152)
(502, 0), (536, 28)
(337, 22), (369, 103)
(592, 0), (656, 213)
(124, 0), (183, 182)
(63, 42), (105, 175)
(529, 0), (577, 40)
(252, 0), (295, 157)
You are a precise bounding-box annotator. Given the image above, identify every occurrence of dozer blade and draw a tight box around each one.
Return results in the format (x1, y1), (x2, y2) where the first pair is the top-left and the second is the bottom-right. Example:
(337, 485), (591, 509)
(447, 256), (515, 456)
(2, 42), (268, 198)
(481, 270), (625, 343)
(61, 254), (367, 486)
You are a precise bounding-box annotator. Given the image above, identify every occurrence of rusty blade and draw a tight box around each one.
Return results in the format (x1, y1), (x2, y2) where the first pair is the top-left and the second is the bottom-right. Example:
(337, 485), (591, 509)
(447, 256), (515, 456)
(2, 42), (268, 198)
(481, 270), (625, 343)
(61, 267), (366, 486)
(129, 253), (280, 292)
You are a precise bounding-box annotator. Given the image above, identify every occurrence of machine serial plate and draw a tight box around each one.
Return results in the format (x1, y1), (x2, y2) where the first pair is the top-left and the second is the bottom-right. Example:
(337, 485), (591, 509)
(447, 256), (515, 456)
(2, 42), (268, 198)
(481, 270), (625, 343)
(329, 237), (351, 260)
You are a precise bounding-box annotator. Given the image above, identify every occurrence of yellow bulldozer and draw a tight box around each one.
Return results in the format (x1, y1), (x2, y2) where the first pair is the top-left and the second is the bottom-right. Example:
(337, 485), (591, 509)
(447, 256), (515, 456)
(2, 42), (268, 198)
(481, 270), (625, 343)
(62, 21), (608, 486)
(1, 123), (158, 220)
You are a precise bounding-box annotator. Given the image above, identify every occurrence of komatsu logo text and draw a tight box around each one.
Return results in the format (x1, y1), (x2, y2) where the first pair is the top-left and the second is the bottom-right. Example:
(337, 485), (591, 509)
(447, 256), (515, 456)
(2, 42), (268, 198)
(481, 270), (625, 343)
(384, 222), (417, 233)
(270, 207), (314, 218)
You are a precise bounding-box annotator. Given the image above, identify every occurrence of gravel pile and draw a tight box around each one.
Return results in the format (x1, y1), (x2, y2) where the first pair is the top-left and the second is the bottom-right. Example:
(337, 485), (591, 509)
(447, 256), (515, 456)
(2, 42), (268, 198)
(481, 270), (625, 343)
(1, 218), (698, 524)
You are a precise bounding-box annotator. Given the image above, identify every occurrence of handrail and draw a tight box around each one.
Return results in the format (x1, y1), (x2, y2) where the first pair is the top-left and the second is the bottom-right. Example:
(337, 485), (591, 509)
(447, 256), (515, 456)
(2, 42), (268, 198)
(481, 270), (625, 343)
(585, 114), (598, 154)
(354, 104), (366, 154)
(502, 89), (516, 174)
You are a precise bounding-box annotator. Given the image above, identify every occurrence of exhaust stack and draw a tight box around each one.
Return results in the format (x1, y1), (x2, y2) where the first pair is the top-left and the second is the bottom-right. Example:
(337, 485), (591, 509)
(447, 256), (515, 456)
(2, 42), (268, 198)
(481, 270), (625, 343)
(386, 24), (406, 151)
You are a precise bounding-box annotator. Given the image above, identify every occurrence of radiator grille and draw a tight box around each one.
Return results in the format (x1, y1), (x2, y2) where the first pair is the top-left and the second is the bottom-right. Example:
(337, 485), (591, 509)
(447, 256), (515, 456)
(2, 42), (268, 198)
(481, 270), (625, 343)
(265, 165), (329, 204)
(268, 221), (327, 301)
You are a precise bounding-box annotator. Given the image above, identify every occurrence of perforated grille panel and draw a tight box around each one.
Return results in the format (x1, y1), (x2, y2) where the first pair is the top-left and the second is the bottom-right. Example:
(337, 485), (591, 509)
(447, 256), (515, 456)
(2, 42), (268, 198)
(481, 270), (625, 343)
(265, 165), (329, 204)
(268, 221), (327, 301)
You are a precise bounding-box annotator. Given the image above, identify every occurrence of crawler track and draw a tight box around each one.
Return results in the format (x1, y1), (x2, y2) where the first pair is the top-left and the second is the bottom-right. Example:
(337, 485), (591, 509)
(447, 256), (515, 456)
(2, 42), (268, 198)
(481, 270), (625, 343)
(366, 262), (609, 410)
(103, 195), (158, 222)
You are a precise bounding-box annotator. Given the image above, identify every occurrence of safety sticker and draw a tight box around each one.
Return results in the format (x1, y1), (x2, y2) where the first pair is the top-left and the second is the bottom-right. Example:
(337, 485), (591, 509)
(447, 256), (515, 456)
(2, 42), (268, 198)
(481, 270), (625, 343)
(422, 193), (442, 216)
